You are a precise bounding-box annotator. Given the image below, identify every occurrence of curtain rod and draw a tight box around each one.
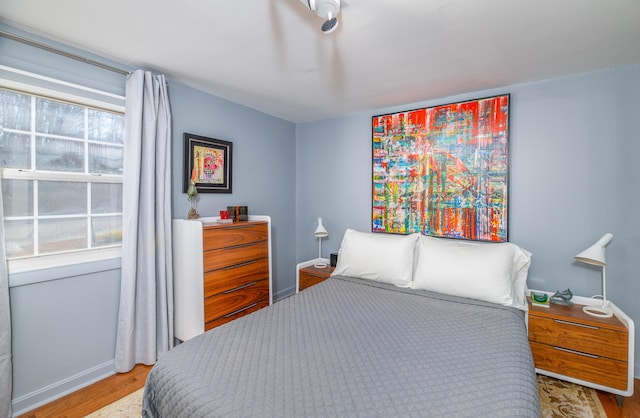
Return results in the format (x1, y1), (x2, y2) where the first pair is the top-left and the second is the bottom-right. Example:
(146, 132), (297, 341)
(0, 29), (130, 76)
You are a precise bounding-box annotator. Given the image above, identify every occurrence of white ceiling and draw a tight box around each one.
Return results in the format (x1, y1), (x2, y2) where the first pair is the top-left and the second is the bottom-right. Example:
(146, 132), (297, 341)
(1, 0), (640, 123)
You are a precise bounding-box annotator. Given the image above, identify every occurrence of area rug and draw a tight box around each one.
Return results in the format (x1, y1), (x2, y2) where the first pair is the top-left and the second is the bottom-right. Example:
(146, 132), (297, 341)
(85, 388), (144, 418)
(538, 374), (607, 418)
(85, 376), (607, 417)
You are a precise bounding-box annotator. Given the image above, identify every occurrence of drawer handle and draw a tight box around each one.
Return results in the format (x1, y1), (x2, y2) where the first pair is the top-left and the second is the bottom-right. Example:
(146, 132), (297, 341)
(223, 303), (258, 318)
(228, 243), (254, 250)
(553, 346), (599, 359)
(224, 281), (257, 293)
(227, 242), (265, 250)
(223, 260), (257, 270)
(554, 319), (599, 330)
(306, 273), (328, 279)
(221, 224), (255, 230)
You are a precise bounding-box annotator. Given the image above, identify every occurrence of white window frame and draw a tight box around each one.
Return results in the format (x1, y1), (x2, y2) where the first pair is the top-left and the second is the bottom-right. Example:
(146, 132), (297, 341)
(1, 76), (125, 274)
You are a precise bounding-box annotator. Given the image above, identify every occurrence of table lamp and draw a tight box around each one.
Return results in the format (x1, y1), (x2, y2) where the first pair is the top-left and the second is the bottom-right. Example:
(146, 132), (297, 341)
(314, 218), (328, 268)
(574, 233), (614, 318)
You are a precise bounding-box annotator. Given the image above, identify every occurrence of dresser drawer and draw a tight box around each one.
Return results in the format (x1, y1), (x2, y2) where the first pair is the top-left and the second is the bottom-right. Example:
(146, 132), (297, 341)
(205, 299), (269, 331)
(530, 341), (627, 390)
(204, 278), (270, 323)
(204, 258), (269, 297)
(203, 241), (268, 271)
(203, 223), (268, 251)
(528, 316), (627, 361)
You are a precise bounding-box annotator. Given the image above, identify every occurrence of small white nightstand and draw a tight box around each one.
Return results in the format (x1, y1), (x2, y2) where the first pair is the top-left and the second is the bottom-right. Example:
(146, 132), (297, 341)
(296, 258), (333, 293)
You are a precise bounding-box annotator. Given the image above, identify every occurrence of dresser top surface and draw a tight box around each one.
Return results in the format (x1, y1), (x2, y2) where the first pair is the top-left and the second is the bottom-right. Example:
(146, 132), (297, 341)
(202, 220), (267, 230)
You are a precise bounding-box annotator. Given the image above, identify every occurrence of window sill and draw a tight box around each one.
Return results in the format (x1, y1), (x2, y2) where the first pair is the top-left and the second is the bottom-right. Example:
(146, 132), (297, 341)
(7, 247), (122, 288)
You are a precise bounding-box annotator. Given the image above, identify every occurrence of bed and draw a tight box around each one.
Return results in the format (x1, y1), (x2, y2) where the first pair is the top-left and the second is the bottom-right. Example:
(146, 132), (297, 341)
(143, 230), (541, 417)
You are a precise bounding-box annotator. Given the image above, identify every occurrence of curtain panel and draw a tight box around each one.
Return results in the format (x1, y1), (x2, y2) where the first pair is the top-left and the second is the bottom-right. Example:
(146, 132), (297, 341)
(0, 176), (13, 418)
(115, 70), (173, 372)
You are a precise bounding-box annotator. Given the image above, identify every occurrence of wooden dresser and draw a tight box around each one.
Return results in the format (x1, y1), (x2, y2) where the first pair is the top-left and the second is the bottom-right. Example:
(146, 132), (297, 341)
(527, 295), (635, 400)
(173, 216), (272, 341)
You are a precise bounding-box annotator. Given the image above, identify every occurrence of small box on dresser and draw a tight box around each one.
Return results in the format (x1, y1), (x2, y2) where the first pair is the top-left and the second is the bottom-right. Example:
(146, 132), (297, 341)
(173, 216), (272, 341)
(527, 294), (635, 402)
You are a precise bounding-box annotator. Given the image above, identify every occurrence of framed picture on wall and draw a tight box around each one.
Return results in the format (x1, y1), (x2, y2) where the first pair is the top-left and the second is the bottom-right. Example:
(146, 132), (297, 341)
(183, 133), (233, 194)
(372, 94), (510, 242)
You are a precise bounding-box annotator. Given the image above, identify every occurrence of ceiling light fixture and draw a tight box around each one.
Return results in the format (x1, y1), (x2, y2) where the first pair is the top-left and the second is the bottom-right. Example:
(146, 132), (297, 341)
(305, 0), (341, 34)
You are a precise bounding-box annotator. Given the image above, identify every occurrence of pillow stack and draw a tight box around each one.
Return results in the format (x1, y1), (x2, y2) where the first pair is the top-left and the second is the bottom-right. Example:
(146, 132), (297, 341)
(332, 228), (532, 310)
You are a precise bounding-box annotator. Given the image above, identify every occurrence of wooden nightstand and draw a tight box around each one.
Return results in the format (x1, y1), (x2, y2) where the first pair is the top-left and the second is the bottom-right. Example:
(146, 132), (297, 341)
(527, 294), (635, 403)
(296, 260), (334, 292)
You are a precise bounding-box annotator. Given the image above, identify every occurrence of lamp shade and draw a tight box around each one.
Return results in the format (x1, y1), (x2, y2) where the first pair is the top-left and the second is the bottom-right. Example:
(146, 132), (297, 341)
(314, 218), (328, 238)
(574, 233), (613, 266)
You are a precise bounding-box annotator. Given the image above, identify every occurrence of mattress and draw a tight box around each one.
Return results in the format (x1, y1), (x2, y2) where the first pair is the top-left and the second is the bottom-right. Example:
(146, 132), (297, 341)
(143, 275), (540, 417)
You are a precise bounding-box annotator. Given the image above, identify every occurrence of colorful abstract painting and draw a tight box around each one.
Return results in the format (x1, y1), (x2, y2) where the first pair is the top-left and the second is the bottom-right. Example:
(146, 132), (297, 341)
(372, 94), (509, 242)
(183, 133), (233, 194)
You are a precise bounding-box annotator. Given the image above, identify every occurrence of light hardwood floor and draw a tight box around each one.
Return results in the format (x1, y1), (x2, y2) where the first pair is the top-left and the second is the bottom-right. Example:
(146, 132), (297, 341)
(16, 366), (640, 417)
(598, 378), (640, 418)
(16, 364), (152, 418)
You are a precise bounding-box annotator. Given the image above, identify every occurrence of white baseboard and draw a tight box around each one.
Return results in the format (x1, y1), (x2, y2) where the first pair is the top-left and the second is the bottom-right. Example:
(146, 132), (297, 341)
(12, 360), (115, 417)
(274, 285), (296, 302)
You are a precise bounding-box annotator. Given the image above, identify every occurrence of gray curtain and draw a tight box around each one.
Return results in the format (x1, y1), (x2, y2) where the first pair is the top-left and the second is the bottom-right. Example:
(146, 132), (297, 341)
(115, 70), (173, 373)
(0, 177), (12, 418)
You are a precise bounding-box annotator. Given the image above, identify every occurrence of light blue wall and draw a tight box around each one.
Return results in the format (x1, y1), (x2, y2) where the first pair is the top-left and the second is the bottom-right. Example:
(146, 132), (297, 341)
(9, 261), (122, 413)
(295, 65), (640, 377)
(169, 83), (297, 298)
(1, 25), (297, 415)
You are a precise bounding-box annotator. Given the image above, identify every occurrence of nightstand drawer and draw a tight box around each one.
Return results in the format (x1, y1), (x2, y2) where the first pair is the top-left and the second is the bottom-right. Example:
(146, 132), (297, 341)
(300, 270), (329, 290)
(528, 316), (627, 361)
(530, 341), (627, 390)
(298, 265), (335, 291)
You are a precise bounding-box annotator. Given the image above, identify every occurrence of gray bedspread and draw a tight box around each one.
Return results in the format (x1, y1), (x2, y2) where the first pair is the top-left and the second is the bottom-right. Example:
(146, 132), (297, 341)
(143, 275), (540, 417)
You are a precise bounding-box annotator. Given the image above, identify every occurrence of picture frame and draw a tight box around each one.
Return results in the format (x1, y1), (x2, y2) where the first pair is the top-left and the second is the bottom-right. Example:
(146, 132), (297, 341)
(372, 94), (510, 242)
(183, 133), (233, 194)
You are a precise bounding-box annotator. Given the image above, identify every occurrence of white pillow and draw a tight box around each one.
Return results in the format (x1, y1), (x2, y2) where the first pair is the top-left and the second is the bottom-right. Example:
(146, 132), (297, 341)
(332, 229), (419, 288)
(412, 235), (532, 309)
(511, 246), (533, 310)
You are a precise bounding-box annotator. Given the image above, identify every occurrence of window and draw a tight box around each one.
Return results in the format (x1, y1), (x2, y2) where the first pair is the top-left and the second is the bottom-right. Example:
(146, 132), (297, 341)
(1, 84), (124, 267)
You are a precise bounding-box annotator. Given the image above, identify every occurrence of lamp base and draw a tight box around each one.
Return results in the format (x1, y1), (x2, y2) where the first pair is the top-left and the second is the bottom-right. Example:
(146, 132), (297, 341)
(583, 304), (613, 318)
(314, 261), (328, 268)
